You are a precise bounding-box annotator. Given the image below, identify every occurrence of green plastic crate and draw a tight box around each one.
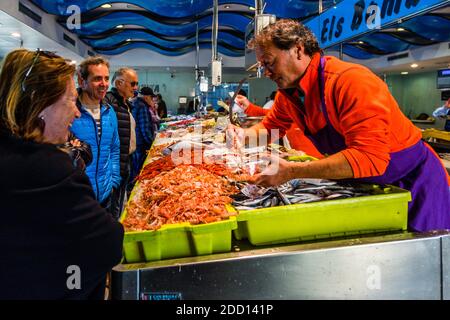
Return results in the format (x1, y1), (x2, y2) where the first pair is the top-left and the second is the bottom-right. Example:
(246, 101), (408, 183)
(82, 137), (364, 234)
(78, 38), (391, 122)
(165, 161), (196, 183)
(121, 210), (237, 263)
(231, 185), (411, 246)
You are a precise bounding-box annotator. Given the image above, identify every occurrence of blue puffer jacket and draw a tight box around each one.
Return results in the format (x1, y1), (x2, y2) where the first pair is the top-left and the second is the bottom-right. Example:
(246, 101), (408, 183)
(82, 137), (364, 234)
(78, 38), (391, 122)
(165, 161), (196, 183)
(70, 100), (121, 203)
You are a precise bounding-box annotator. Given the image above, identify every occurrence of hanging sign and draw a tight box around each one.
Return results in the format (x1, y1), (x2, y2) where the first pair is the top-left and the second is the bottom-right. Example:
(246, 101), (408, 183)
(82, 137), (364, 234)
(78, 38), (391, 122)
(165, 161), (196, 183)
(305, 0), (450, 48)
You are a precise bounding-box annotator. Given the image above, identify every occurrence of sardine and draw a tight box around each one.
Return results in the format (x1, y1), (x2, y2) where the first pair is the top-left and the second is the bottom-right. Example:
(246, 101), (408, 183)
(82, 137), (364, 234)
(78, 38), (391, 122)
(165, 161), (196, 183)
(270, 196), (279, 206)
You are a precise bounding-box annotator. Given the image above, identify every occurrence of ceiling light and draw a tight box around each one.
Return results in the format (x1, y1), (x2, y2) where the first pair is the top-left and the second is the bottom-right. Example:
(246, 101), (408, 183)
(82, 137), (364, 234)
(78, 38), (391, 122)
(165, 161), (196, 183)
(11, 32), (21, 38)
(101, 3), (112, 8)
(401, 71), (409, 75)
(71, 60), (77, 65)
(358, 41), (364, 44)
(397, 28), (405, 31)
(115, 25), (124, 29)
(126, 38), (132, 42)
(410, 63), (418, 68)
(249, 6), (255, 10)
(224, 5), (230, 9)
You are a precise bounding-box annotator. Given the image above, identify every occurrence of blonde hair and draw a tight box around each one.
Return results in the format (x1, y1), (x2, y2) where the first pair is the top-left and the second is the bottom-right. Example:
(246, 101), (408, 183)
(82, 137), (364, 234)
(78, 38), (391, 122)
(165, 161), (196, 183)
(0, 49), (75, 141)
(248, 19), (321, 56)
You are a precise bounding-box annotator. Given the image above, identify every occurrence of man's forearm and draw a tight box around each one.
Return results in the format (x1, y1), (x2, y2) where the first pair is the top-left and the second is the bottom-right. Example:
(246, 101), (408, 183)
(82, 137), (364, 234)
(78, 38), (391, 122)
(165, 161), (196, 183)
(289, 152), (354, 180)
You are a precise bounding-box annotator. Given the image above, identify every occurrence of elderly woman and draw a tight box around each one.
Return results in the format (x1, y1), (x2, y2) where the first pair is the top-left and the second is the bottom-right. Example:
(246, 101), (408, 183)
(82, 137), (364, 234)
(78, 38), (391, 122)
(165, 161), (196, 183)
(0, 49), (124, 299)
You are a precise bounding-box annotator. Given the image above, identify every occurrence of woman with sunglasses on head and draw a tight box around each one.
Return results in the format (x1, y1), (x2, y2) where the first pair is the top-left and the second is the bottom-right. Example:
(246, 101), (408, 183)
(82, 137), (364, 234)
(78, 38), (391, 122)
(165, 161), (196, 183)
(0, 49), (124, 300)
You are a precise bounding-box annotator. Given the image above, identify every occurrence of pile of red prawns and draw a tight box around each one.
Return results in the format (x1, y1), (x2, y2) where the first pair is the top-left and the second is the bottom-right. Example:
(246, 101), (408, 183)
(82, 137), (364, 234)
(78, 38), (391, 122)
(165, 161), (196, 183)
(123, 163), (239, 231)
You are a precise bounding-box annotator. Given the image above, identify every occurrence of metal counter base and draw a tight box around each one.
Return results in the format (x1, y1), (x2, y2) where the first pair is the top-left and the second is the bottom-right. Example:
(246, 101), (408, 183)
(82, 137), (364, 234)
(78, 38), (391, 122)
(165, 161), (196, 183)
(112, 231), (450, 300)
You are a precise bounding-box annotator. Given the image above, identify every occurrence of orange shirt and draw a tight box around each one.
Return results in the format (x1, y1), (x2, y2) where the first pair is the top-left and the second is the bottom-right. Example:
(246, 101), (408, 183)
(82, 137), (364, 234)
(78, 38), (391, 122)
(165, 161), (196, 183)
(262, 53), (422, 179)
(246, 102), (324, 158)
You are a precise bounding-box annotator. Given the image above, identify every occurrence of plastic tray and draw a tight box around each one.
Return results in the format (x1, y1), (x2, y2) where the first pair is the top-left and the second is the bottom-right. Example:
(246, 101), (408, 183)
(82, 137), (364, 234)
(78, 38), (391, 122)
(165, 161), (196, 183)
(231, 185), (410, 246)
(121, 210), (237, 263)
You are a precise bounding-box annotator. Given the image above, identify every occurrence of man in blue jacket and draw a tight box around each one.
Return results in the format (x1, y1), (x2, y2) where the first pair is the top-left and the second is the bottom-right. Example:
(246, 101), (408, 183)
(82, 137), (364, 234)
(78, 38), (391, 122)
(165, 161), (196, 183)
(70, 56), (121, 213)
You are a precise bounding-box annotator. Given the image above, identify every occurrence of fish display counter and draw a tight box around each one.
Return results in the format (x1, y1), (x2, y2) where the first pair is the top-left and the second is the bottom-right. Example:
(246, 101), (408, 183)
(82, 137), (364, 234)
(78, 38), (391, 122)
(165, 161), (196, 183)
(112, 116), (449, 299)
(112, 231), (450, 299)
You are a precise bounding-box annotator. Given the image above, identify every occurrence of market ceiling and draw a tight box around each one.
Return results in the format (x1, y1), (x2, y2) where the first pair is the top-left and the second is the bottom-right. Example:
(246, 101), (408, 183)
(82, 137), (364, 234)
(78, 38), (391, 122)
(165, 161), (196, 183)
(30, 0), (450, 59)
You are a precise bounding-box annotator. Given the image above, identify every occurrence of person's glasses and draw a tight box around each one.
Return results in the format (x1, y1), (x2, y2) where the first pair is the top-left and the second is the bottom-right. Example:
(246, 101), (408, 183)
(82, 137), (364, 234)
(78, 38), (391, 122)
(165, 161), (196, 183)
(258, 57), (276, 73)
(21, 49), (60, 92)
(120, 79), (138, 87)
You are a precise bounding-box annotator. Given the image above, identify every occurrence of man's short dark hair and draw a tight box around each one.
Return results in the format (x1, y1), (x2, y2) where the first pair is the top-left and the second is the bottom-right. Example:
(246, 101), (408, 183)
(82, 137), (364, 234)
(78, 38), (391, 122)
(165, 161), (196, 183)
(78, 56), (109, 80)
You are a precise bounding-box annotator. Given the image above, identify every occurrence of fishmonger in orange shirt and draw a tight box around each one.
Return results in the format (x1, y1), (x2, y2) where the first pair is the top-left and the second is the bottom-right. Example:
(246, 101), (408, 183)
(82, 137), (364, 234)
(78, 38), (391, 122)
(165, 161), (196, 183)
(227, 19), (450, 232)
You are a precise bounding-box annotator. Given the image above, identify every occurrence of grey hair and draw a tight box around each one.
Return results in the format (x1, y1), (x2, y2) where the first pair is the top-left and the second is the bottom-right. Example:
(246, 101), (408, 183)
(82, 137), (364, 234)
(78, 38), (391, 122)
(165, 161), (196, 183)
(112, 67), (136, 84)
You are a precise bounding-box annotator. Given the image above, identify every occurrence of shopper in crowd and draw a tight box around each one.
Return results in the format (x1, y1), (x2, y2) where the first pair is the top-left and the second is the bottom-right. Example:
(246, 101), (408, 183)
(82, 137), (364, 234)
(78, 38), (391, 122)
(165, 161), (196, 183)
(186, 97), (200, 114)
(130, 86), (157, 189)
(0, 49), (123, 299)
(227, 19), (450, 232)
(262, 91), (277, 109)
(156, 93), (168, 119)
(432, 98), (450, 131)
(151, 94), (162, 125)
(71, 56), (121, 214)
(105, 68), (137, 218)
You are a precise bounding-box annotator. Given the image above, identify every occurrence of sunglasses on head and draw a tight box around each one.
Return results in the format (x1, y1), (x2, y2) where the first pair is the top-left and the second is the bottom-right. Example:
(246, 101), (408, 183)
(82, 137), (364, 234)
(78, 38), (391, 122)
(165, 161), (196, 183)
(21, 49), (61, 92)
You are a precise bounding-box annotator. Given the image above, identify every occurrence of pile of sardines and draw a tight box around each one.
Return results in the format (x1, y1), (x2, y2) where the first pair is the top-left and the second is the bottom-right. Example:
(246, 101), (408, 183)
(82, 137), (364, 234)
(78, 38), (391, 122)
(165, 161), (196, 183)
(232, 178), (390, 210)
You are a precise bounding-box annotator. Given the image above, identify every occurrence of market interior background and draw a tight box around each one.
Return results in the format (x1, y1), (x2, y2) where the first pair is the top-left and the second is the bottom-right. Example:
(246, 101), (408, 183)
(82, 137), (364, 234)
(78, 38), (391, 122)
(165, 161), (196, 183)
(0, 0), (449, 121)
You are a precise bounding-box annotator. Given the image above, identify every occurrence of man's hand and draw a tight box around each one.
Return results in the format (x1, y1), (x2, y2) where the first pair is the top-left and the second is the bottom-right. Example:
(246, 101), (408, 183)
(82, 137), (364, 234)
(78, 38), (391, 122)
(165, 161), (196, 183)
(235, 94), (250, 111)
(226, 124), (245, 150)
(248, 154), (297, 187)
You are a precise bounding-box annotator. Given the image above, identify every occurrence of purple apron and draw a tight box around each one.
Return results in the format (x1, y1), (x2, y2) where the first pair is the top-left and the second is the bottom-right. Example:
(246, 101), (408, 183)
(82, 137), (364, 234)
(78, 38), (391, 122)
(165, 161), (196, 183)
(297, 57), (450, 232)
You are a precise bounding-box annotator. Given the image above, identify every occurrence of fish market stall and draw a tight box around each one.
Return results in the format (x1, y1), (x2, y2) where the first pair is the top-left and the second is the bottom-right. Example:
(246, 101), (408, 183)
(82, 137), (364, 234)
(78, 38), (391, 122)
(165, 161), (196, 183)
(112, 231), (450, 300)
(112, 116), (449, 300)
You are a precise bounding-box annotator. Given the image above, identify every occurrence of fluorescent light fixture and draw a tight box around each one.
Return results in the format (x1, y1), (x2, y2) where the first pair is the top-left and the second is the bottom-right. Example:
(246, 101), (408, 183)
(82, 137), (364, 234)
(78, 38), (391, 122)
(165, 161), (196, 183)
(401, 71), (409, 75)
(11, 32), (21, 38)
(410, 63), (418, 68)
(101, 3), (112, 8)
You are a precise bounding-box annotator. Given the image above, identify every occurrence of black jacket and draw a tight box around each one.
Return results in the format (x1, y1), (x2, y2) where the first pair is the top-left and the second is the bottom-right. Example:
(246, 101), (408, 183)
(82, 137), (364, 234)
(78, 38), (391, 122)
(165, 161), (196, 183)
(0, 134), (124, 299)
(104, 88), (131, 179)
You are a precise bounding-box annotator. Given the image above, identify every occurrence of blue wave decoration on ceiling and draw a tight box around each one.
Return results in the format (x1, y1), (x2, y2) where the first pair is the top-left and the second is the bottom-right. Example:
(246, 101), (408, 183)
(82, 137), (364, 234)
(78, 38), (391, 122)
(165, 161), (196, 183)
(94, 41), (243, 57)
(30, 0), (342, 18)
(70, 11), (251, 37)
(29, 0), (450, 59)
(82, 30), (245, 49)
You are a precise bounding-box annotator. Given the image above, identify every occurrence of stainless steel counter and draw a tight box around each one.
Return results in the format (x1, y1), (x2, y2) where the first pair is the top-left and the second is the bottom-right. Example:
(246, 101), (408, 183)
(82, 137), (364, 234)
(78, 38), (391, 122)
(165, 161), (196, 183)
(112, 231), (450, 300)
